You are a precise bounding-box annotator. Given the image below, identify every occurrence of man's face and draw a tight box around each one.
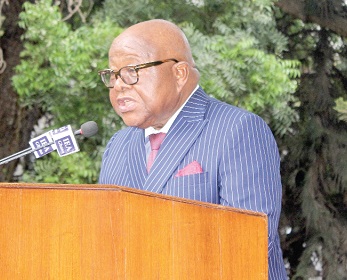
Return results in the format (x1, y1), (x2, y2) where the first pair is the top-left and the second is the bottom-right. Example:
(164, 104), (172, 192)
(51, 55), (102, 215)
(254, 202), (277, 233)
(108, 36), (182, 130)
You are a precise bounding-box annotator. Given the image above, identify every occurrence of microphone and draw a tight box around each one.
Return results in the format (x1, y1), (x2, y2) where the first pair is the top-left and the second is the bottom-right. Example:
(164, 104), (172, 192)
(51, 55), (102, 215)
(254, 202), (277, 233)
(74, 121), (98, 137)
(0, 121), (98, 166)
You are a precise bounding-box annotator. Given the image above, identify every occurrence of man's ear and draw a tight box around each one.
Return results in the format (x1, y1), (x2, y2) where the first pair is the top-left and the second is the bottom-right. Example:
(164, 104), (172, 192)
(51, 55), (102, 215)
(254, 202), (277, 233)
(173, 62), (189, 91)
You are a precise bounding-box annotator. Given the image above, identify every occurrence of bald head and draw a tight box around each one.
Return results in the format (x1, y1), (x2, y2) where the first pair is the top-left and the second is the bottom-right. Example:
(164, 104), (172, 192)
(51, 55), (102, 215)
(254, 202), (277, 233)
(110, 19), (197, 69)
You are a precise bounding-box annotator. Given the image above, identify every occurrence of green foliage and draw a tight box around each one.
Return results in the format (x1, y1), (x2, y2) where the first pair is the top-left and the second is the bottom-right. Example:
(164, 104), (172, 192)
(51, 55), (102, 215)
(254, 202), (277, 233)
(13, 0), (122, 132)
(211, 0), (289, 55)
(12, 0), (124, 184)
(93, 0), (203, 31)
(335, 97), (347, 121)
(23, 152), (101, 184)
(0, 14), (5, 37)
(183, 24), (300, 136)
(276, 5), (347, 278)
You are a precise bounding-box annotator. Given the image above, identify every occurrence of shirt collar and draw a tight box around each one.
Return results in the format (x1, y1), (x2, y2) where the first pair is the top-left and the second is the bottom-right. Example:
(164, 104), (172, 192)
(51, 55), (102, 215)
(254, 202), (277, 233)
(145, 85), (199, 138)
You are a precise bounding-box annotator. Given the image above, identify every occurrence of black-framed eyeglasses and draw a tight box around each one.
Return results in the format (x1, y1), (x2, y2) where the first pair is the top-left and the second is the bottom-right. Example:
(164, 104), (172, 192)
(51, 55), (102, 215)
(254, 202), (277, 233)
(98, 58), (179, 88)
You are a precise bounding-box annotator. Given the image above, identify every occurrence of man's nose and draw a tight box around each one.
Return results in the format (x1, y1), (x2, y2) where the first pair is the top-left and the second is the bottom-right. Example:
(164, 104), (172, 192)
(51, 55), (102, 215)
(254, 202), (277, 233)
(112, 76), (132, 91)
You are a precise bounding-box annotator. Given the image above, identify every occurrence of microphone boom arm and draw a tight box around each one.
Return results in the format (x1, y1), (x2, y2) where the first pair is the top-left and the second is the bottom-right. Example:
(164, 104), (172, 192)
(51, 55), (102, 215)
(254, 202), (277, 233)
(0, 141), (54, 166)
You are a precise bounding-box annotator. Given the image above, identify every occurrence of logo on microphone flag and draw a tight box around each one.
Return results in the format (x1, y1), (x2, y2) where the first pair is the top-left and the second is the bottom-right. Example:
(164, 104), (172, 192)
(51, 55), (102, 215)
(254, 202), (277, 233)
(51, 125), (80, 157)
(29, 132), (55, 158)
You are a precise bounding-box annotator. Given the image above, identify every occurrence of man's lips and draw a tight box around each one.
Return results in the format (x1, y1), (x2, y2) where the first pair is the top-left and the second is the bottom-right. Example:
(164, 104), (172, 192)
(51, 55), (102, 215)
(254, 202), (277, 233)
(116, 97), (136, 113)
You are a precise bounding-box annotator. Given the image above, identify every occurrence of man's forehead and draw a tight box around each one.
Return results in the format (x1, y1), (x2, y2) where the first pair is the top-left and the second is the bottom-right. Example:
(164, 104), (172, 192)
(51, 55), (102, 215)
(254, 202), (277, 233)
(110, 34), (161, 61)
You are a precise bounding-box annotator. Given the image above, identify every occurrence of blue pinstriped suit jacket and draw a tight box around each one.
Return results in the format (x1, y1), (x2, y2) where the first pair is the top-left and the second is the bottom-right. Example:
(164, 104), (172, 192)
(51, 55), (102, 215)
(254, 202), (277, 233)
(99, 87), (287, 279)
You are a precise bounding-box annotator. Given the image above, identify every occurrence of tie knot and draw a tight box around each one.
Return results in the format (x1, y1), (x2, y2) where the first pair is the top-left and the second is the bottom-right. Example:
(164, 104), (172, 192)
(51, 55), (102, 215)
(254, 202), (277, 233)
(149, 133), (166, 150)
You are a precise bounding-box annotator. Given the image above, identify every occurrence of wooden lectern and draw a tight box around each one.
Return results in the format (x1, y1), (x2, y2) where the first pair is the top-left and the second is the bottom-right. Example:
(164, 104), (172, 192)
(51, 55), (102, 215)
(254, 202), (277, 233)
(0, 183), (268, 279)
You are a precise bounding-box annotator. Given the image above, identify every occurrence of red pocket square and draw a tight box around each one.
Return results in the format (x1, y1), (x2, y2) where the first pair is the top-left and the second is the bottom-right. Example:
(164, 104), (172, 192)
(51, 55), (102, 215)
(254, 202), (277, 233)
(175, 161), (203, 177)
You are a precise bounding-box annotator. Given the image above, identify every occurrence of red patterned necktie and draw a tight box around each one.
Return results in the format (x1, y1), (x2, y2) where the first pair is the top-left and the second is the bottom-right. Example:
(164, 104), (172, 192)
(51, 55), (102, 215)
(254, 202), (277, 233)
(147, 133), (166, 172)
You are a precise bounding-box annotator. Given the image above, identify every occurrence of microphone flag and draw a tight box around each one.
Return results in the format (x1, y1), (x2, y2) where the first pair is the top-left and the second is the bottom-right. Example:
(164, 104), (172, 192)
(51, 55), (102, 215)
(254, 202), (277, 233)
(51, 125), (80, 157)
(29, 131), (55, 158)
(29, 125), (79, 158)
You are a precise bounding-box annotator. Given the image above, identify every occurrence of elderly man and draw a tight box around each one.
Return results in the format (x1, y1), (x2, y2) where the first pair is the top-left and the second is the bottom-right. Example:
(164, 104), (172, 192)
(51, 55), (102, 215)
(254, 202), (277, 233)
(98, 19), (287, 279)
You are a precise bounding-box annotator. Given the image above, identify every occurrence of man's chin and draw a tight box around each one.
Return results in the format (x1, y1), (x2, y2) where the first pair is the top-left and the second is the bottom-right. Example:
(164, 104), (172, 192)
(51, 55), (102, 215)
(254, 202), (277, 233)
(122, 117), (146, 129)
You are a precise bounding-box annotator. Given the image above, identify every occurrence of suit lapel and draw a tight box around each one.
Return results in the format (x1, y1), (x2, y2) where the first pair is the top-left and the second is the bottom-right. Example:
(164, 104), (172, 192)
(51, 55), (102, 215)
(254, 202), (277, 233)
(143, 87), (210, 193)
(128, 128), (147, 189)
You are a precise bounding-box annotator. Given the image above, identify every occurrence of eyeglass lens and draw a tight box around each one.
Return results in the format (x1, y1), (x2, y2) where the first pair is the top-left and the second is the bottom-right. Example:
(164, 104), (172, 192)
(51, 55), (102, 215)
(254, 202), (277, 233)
(101, 67), (137, 88)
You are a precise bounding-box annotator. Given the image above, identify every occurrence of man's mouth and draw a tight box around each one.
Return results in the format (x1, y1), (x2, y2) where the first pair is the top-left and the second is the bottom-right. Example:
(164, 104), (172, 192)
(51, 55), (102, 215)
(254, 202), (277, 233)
(117, 97), (136, 113)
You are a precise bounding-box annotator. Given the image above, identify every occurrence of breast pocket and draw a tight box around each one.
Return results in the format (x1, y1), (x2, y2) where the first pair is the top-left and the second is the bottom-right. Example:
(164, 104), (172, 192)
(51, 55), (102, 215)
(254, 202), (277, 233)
(163, 172), (216, 203)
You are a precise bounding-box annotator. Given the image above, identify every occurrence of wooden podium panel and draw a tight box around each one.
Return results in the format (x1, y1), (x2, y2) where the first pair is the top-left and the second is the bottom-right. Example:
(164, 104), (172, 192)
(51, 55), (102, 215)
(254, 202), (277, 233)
(0, 183), (268, 279)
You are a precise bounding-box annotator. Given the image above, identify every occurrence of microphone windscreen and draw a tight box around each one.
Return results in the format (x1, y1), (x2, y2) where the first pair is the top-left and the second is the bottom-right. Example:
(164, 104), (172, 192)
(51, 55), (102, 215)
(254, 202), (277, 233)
(80, 121), (98, 137)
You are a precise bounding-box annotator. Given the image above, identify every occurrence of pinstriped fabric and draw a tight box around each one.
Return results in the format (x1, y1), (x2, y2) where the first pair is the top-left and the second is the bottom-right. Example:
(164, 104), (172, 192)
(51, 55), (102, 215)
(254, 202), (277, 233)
(99, 129), (131, 187)
(99, 87), (287, 279)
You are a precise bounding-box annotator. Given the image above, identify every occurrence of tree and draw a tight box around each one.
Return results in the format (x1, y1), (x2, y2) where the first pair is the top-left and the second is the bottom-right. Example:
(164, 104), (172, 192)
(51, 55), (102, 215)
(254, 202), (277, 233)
(12, 0), (123, 183)
(0, 0), (105, 181)
(0, 0), (107, 182)
(0, 0), (40, 182)
(275, 1), (347, 278)
(276, 0), (347, 37)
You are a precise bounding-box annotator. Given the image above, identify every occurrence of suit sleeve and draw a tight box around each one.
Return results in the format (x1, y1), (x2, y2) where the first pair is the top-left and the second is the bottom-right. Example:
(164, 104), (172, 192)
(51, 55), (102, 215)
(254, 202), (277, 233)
(218, 113), (286, 279)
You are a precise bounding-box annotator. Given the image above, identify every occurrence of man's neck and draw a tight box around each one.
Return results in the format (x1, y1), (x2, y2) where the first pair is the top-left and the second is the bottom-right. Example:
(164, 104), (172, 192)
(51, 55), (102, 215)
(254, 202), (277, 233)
(144, 85), (199, 137)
